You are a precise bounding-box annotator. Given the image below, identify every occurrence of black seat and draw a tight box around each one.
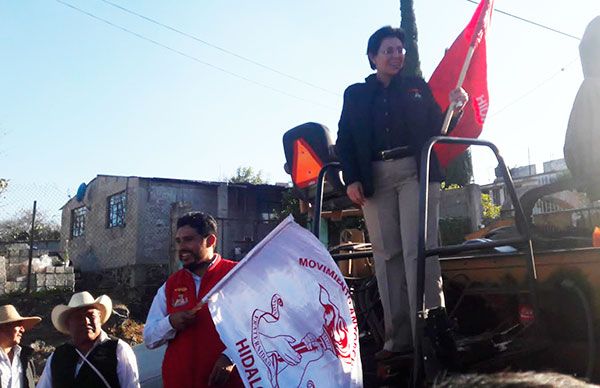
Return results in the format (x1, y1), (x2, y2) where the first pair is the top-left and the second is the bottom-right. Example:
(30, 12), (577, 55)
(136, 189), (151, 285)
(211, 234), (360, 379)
(282, 122), (353, 211)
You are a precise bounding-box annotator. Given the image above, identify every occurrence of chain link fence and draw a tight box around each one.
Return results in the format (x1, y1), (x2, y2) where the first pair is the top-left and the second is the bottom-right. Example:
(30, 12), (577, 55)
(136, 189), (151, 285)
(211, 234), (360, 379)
(0, 177), (286, 319)
(0, 181), (71, 293)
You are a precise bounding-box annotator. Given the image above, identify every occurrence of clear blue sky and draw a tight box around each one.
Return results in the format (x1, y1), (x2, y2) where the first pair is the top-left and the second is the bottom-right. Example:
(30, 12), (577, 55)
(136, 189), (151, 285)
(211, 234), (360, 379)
(1, 0), (599, 223)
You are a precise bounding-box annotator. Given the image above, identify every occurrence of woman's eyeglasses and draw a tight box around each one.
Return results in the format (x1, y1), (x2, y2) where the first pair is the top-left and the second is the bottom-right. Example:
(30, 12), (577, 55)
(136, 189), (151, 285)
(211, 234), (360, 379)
(379, 47), (406, 56)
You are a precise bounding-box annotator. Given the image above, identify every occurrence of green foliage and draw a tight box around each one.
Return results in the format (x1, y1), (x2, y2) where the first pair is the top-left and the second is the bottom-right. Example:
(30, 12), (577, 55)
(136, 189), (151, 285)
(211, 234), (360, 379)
(0, 178), (7, 202)
(228, 167), (266, 184)
(0, 209), (60, 242)
(444, 150), (473, 187)
(441, 182), (461, 191)
(439, 217), (472, 245)
(482, 193), (501, 224)
(400, 0), (423, 78)
(338, 215), (365, 231)
(274, 188), (308, 226)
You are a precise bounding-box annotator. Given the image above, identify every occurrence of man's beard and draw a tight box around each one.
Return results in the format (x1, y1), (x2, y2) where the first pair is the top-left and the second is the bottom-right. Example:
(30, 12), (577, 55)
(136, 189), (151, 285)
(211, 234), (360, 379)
(183, 260), (207, 272)
(181, 251), (209, 272)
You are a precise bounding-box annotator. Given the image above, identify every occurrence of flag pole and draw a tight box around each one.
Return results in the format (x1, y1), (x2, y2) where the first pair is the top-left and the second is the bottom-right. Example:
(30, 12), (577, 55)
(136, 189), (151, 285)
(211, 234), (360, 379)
(440, 0), (490, 135)
(440, 46), (475, 135)
(200, 215), (295, 305)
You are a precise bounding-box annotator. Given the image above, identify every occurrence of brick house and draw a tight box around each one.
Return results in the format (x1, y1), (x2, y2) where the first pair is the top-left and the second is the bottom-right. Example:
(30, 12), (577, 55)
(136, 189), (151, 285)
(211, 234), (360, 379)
(60, 175), (286, 304)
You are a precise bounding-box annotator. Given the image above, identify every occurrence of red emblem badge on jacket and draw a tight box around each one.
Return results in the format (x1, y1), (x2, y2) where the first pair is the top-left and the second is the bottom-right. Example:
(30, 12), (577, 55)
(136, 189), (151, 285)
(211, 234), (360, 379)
(408, 88), (422, 99)
(172, 287), (189, 307)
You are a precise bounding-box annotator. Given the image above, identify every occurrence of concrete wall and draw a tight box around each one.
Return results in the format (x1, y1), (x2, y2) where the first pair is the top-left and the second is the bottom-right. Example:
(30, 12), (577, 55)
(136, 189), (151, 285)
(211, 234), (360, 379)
(167, 184), (285, 264)
(61, 176), (141, 271)
(440, 184), (483, 231)
(0, 240), (60, 253)
(136, 180), (219, 267)
(221, 185), (260, 258)
(543, 159), (567, 173)
(219, 185), (283, 259)
(60, 176), (285, 290)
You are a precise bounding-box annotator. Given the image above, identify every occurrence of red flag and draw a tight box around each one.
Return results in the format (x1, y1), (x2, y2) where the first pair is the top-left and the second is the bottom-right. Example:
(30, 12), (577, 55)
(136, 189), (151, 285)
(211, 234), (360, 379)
(429, 0), (494, 168)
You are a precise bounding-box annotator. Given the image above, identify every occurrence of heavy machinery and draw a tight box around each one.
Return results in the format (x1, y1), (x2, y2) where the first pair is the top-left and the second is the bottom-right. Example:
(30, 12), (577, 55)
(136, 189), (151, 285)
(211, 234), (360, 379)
(282, 122), (600, 386)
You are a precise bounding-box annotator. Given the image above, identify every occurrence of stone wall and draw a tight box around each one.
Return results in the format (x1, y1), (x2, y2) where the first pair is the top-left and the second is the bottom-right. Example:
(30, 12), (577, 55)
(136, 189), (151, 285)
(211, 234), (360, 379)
(35, 266), (75, 291)
(440, 184), (483, 231)
(76, 263), (168, 319)
(0, 247), (74, 295)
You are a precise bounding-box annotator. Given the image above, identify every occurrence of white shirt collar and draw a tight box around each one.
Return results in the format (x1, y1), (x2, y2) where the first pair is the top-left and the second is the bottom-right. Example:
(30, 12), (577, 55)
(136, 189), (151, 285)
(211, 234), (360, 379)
(0, 344), (20, 362)
(74, 330), (110, 358)
(183, 253), (219, 279)
(91, 330), (110, 348)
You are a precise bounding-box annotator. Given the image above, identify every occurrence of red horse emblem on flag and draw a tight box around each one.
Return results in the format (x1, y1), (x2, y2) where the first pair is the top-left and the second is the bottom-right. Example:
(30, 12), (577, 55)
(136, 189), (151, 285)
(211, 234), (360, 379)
(251, 284), (351, 388)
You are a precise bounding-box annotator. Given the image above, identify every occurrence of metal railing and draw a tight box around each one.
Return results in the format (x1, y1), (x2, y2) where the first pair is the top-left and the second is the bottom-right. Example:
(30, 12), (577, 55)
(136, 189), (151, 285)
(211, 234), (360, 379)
(413, 136), (539, 386)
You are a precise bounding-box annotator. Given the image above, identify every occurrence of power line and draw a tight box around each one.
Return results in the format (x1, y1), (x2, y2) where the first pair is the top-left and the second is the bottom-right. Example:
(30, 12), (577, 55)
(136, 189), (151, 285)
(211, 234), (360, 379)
(465, 0), (581, 41)
(489, 58), (578, 119)
(462, 1), (581, 119)
(54, 0), (337, 111)
(99, 0), (340, 97)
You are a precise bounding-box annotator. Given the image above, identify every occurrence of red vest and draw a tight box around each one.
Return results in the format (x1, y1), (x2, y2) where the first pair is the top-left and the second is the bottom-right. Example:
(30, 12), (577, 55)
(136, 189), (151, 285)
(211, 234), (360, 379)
(163, 255), (243, 388)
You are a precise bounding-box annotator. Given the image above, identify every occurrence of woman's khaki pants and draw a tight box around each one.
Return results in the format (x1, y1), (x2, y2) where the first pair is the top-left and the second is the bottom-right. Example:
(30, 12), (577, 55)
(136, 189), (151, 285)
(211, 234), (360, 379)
(362, 157), (444, 352)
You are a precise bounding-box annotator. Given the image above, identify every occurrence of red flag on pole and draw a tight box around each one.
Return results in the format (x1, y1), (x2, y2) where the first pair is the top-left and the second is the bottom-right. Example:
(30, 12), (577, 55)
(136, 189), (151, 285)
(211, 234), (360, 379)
(429, 0), (494, 168)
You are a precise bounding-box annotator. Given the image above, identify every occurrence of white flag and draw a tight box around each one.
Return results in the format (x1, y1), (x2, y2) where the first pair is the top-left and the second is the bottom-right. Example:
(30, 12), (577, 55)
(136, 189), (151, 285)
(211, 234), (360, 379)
(202, 216), (363, 388)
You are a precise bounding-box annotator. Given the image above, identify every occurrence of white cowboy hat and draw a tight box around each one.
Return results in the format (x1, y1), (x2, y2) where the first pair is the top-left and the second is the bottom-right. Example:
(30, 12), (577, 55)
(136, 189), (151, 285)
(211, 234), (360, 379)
(51, 291), (112, 335)
(0, 305), (41, 330)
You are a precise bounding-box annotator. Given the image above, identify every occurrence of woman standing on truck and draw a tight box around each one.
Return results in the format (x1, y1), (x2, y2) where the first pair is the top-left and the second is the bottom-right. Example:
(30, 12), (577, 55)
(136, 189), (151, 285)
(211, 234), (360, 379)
(335, 26), (467, 361)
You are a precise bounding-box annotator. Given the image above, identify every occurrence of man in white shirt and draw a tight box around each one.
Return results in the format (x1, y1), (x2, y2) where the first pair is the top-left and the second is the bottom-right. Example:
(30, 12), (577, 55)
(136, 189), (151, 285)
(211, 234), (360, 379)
(144, 211), (242, 388)
(0, 305), (40, 388)
(37, 291), (140, 388)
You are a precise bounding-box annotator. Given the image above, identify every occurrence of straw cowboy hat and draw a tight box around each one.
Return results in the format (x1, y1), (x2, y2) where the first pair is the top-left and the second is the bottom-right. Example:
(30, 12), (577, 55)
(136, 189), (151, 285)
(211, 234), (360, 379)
(0, 305), (41, 330)
(51, 291), (112, 335)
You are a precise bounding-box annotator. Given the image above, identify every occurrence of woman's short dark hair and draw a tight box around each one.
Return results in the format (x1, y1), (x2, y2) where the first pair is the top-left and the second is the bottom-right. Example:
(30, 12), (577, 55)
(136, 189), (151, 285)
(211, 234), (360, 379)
(176, 212), (217, 237)
(367, 26), (406, 70)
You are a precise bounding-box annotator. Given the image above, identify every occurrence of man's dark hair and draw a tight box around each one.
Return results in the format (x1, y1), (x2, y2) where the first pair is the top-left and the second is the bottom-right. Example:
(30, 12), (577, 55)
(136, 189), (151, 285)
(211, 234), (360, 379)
(366, 26), (406, 70)
(176, 212), (217, 237)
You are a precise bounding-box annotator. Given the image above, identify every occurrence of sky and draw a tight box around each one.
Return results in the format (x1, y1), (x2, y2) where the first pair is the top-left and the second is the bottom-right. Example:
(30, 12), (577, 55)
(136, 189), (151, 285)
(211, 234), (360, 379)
(1, 0), (599, 223)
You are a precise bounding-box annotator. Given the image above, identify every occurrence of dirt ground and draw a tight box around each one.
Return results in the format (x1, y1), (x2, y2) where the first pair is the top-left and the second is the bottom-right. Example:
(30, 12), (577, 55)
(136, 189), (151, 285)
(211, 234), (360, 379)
(1, 289), (145, 375)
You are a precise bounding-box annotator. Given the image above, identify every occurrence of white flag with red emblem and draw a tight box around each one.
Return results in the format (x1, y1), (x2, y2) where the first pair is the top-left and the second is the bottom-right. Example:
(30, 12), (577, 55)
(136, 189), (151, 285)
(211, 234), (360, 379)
(202, 216), (363, 388)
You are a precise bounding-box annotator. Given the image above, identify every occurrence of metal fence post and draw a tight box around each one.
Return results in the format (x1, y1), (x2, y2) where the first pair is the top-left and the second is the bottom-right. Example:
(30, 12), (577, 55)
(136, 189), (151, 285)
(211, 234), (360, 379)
(26, 200), (37, 293)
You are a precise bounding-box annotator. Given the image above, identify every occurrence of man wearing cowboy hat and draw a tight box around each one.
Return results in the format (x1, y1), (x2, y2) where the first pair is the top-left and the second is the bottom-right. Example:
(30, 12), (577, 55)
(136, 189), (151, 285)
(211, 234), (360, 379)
(144, 211), (243, 388)
(0, 305), (41, 388)
(37, 291), (140, 388)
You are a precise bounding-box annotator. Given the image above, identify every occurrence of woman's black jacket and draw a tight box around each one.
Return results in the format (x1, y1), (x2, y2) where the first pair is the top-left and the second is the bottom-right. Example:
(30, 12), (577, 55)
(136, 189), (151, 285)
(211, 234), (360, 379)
(336, 74), (450, 198)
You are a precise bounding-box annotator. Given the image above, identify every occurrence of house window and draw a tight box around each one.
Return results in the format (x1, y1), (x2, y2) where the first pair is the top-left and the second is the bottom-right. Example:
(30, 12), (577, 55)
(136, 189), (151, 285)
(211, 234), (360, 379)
(71, 207), (86, 237)
(107, 191), (127, 228)
(258, 201), (280, 221)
